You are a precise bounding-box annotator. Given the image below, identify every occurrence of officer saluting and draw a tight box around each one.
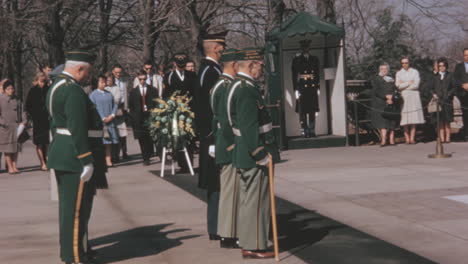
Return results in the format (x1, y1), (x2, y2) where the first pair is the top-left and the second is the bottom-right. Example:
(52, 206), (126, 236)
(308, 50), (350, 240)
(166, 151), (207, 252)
(209, 49), (240, 248)
(46, 50), (97, 264)
(195, 31), (227, 241)
(227, 48), (279, 259)
(291, 39), (320, 137)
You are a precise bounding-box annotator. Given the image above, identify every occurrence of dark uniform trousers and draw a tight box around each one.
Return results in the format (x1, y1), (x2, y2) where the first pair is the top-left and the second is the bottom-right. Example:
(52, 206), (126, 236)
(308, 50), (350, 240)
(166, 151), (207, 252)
(55, 170), (93, 263)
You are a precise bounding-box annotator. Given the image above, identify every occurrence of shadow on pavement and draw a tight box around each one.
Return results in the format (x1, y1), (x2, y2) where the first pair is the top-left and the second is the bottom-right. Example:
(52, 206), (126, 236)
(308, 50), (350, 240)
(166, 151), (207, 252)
(90, 223), (200, 264)
(153, 171), (437, 264)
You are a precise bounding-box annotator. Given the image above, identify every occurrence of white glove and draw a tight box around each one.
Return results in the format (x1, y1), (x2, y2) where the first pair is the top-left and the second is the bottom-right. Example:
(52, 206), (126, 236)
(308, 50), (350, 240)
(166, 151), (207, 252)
(80, 164), (94, 182)
(317, 89), (320, 96)
(208, 145), (215, 158)
(256, 155), (269, 166)
(295, 90), (300, 99)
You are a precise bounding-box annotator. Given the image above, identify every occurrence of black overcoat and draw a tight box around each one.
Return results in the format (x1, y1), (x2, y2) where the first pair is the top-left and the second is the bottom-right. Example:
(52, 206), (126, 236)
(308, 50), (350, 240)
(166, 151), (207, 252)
(430, 72), (456, 123)
(370, 76), (398, 130)
(25, 84), (50, 145)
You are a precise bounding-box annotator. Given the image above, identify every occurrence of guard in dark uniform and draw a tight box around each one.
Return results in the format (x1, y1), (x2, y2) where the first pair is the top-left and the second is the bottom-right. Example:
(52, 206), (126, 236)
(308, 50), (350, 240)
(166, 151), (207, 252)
(163, 53), (197, 98)
(46, 50), (97, 264)
(163, 53), (197, 172)
(194, 31), (227, 240)
(291, 39), (320, 137)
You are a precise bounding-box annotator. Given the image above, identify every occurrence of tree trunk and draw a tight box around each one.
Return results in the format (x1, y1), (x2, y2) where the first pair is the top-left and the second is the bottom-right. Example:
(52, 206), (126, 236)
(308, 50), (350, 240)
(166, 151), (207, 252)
(267, 0), (285, 32)
(317, 0), (336, 24)
(44, 0), (65, 66)
(98, 0), (113, 71)
(142, 0), (156, 64)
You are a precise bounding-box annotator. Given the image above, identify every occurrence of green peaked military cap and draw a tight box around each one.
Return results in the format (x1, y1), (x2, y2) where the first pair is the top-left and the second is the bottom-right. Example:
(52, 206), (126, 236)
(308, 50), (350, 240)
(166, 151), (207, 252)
(220, 48), (240, 62)
(65, 49), (96, 64)
(237, 47), (264, 61)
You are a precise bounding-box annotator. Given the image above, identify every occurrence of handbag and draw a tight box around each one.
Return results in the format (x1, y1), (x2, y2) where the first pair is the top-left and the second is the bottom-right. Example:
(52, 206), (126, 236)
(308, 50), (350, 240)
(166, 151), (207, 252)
(382, 103), (400, 120)
(428, 98), (441, 113)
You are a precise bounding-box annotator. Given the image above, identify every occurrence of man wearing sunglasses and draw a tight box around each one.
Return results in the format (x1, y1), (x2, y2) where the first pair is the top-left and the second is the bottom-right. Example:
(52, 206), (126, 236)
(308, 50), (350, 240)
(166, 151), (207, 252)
(133, 60), (164, 98)
(129, 70), (159, 165)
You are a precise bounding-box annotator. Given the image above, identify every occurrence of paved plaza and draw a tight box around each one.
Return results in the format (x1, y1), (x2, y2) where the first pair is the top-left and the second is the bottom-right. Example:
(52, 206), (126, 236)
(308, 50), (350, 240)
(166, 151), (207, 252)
(2, 136), (468, 263)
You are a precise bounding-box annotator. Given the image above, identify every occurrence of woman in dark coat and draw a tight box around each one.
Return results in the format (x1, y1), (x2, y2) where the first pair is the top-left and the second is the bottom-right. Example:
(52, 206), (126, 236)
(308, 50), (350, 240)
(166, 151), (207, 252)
(430, 58), (456, 143)
(370, 63), (398, 146)
(0, 80), (27, 174)
(25, 72), (50, 171)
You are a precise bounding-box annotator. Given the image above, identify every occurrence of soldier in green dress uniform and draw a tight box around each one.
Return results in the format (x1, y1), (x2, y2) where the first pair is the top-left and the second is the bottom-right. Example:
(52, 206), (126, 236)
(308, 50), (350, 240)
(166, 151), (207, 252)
(209, 49), (240, 248)
(227, 48), (279, 259)
(46, 50), (98, 264)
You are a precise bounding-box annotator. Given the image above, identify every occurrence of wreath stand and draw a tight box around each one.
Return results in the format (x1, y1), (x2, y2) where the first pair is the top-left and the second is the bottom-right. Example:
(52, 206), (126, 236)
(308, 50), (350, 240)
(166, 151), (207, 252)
(159, 146), (194, 177)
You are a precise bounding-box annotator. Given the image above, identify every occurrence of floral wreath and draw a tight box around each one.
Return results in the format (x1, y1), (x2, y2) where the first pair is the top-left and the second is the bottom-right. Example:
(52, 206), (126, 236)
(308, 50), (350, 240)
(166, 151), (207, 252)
(148, 91), (196, 152)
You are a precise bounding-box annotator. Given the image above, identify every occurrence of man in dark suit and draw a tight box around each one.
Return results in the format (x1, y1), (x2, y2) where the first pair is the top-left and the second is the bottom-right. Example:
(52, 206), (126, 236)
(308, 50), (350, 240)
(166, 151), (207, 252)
(194, 31), (227, 241)
(454, 48), (468, 141)
(163, 53), (197, 172)
(129, 70), (158, 165)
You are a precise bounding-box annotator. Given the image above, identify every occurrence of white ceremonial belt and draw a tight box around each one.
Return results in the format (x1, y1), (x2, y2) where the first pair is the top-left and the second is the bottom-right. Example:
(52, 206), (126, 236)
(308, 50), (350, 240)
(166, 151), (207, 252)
(56, 128), (72, 136)
(56, 128), (103, 138)
(88, 130), (104, 138)
(258, 123), (273, 134)
(232, 128), (242, 136)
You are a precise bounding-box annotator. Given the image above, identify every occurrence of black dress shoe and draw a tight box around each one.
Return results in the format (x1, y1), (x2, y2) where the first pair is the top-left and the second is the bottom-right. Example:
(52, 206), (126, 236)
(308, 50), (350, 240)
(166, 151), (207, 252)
(87, 248), (97, 259)
(209, 234), (221, 241)
(143, 160), (150, 166)
(242, 249), (275, 259)
(122, 153), (129, 160)
(220, 237), (239, 248)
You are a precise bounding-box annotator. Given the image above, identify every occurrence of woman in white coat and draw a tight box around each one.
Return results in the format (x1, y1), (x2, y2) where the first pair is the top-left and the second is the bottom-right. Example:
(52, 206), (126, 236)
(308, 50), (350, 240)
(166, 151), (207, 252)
(396, 56), (425, 144)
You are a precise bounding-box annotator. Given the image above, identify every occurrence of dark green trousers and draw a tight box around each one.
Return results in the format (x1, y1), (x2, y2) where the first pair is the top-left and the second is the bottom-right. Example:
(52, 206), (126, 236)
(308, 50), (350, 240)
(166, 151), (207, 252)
(56, 170), (93, 263)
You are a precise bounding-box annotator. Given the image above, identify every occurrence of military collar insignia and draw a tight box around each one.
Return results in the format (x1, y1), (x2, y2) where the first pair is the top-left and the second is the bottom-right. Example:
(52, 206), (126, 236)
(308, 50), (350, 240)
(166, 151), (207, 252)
(237, 72), (254, 81)
(205, 56), (220, 66)
(222, 73), (234, 80)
